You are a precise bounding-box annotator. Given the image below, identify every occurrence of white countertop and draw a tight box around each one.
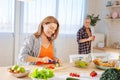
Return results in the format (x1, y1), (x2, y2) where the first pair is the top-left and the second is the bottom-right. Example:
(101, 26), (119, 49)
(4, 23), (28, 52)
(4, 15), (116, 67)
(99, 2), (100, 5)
(0, 63), (104, 80)
(93, 47), (120, 53)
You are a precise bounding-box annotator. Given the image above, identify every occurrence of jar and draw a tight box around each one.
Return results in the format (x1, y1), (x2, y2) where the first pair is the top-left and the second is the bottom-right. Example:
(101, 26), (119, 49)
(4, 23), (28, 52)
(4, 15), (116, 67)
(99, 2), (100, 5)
(106, 1), (112, 6)
(97, 41), (104, 48)
(115, 1), (120, 5)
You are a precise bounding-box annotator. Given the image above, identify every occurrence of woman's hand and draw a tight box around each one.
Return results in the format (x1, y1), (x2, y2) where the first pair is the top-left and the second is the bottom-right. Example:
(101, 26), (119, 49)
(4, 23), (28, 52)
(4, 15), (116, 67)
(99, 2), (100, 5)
(54, 58), (62, 66)
(40, 57), (53, 63)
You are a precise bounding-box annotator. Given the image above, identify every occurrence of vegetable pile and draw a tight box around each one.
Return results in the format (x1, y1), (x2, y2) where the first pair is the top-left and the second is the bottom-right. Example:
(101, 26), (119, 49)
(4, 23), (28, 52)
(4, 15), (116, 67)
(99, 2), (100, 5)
(29, 68), (54, 80)
(100, 68), (120, 80)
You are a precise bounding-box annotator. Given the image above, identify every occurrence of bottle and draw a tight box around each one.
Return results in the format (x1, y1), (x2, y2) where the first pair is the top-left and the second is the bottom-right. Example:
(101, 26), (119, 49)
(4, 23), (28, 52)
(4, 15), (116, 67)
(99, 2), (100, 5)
(106, 1), (112, 7)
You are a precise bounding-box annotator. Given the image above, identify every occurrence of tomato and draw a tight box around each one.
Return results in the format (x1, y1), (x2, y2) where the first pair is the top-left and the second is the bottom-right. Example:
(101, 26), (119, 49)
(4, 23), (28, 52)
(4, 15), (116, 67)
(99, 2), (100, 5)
(69, 73), (80, 77)
(70, 73), (73, 76)
(46, 65), (55, 69)
(90, 71), (97, 77)
(76, 74), (80, 77)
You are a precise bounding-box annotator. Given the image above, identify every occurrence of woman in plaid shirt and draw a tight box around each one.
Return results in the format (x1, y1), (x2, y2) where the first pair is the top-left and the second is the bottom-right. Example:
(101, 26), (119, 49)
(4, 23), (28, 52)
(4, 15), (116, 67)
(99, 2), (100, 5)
(77, 18), (95, 54)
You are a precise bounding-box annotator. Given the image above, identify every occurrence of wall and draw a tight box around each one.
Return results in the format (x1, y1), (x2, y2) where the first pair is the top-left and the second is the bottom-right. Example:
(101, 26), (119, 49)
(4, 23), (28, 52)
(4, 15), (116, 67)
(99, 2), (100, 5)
(97, 0), (120, 47)
(87, 0), (108, 34)
(107, 21), (120, 47)
(88, 0), (114, 47)
(54, 35), (78, 63)
(0, 34), (14, 66)
(0, 0), (112, 66)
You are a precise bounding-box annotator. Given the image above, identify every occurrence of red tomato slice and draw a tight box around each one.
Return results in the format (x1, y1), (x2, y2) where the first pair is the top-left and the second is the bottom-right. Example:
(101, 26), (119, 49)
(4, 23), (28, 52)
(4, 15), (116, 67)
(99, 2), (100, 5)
(47, 65), (55, 69)
(69, 73), (80, 77)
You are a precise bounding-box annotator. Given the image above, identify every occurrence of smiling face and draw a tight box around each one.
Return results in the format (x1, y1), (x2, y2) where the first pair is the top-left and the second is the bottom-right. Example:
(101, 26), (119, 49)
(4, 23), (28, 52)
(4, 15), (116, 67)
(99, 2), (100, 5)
(43, 23), (57, 37)
(34, 16), (59, 40)
(84, 18), (91, 28)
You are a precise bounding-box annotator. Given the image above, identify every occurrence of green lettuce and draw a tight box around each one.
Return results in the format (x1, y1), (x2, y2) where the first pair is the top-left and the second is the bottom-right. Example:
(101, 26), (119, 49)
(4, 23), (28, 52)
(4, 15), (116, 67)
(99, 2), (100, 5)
(29, 68), (54, 80)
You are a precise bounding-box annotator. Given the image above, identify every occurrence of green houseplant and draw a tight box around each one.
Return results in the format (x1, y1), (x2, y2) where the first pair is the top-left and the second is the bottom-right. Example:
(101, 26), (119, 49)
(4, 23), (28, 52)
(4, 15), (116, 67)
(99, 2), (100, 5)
(87, 14), (100, 27)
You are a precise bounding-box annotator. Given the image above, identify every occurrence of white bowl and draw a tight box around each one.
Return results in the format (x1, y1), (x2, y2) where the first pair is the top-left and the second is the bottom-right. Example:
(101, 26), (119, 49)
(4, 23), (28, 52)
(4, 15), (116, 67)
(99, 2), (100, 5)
(32, 77), (54, 80)
(94, 64), (112, 70)
(8, 69), (30, 78)
(97, 42), (104, 48)
(32, 78), (44, 80)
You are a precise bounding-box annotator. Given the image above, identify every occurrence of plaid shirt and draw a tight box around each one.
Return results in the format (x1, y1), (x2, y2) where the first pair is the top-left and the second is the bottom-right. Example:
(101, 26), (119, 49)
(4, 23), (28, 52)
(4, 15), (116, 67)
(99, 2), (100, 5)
(77, 26), (92, 54)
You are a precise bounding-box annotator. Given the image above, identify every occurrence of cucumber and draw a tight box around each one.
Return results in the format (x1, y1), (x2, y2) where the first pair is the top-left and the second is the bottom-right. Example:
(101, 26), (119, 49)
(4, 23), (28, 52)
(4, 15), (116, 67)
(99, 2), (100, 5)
(66, 77), (79, 80)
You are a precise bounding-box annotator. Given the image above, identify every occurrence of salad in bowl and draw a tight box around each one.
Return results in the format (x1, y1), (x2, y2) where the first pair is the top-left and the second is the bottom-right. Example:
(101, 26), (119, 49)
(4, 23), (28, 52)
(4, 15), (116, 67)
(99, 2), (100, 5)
(29, 68), (54, 80)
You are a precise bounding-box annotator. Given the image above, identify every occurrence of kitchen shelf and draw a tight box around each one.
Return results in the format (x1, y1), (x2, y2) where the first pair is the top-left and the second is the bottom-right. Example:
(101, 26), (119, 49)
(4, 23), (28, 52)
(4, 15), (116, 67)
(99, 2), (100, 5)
(107, 5), (120, 8)
(105, 18), (120, 20)
(106, 4), (120, 21)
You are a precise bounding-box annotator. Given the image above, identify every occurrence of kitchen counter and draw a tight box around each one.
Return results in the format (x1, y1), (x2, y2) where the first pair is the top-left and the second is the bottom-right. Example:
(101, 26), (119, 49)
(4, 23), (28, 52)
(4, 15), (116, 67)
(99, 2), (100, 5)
(0, 63), (104, 80)
(93, 47), (120, 53)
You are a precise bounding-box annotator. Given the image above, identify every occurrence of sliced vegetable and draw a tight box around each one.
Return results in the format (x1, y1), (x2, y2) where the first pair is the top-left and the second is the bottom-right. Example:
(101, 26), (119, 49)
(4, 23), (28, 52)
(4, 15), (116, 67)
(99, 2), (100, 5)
(69, 73), (80, 77)
(46, 65), (55, 69)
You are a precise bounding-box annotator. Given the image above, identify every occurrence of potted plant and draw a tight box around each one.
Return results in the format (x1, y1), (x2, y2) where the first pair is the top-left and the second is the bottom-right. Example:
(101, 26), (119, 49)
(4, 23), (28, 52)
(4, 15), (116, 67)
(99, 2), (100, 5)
(87, 14), (101, 27)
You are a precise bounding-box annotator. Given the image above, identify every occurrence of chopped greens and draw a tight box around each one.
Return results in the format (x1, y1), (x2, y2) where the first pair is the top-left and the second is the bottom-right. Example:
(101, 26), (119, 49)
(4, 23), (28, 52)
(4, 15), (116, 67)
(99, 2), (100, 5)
(100, 68), (120, 80)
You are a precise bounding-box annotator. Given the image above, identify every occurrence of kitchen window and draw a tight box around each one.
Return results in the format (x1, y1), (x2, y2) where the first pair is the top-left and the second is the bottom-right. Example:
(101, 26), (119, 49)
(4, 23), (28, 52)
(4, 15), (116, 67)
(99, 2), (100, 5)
(0, 0), (15, 33)
(22, 0), (86, 34)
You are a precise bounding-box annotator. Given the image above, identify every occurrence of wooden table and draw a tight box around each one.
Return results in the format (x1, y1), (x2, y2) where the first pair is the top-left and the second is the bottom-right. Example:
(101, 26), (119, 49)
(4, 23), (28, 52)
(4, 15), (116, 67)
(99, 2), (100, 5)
(0, 63), (104, 80)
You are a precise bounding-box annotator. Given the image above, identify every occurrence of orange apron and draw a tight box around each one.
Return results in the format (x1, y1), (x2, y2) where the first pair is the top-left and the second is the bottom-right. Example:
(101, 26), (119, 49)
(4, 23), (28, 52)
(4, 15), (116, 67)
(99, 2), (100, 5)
(36, 44), (54, 65)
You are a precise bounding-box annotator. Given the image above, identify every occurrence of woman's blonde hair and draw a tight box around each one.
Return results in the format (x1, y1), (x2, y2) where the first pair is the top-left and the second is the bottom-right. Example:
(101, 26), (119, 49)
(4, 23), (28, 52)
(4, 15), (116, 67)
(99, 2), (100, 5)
(34, 16), (59, 41)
